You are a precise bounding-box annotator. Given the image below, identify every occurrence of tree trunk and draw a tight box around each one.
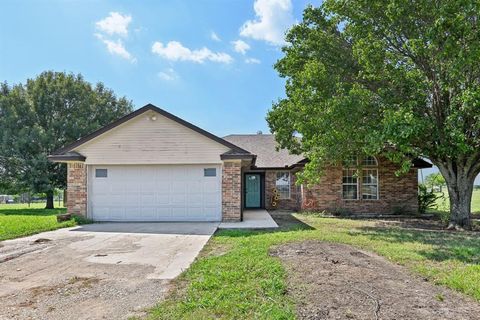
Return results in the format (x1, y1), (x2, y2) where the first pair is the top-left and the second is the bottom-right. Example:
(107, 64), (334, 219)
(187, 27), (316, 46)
(45, 190), (54, 209)
(63, 189), (67, 207)
(437, 161), (475, 230)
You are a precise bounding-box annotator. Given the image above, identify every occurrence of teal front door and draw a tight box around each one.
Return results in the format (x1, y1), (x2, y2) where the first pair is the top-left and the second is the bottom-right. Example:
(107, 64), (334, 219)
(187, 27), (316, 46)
(245, 174), (261, 208)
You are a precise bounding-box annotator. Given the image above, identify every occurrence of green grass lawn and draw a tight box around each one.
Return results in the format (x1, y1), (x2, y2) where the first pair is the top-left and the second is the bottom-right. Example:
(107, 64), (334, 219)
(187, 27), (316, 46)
(147, 214), (480, 319)
(433, 189), (480, 213)
(0, 202), (78, 241)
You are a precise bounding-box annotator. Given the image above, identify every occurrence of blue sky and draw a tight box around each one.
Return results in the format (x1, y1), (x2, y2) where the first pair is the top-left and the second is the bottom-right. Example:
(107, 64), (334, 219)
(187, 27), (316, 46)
(0, 0), (476, 183)
(0, 0), (315, 137)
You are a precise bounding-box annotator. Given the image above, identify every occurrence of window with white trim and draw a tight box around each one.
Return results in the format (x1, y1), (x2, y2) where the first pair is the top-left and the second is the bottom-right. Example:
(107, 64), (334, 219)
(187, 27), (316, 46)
(342, 156), (379, 200)
(276, 172), (291, 199)
(204, 168), (216, 177)
(342, 168), (358, 200)
(95, 169), (108, 178)
(362, 156), (378, 166)
(362, 169), (378, 199)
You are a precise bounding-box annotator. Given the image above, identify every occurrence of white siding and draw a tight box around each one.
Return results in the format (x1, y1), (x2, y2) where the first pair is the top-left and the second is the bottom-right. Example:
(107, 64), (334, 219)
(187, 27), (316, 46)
(75, 110), (230, 164)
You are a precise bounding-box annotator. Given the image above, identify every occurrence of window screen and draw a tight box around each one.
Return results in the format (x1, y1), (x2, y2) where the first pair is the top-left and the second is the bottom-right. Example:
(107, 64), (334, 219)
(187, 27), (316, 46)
(275, 172), (291, 199)
(204, 168), (216, 177)
(362, 169), (378, 199)
(362, 156), (378, 166)
(95, 169), (108, 178)
(342, 168), (358, 199)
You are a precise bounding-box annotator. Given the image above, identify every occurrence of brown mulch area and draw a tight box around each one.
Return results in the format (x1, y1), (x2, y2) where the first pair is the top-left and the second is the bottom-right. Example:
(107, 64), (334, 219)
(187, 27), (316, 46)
(270, 241), (480, 320)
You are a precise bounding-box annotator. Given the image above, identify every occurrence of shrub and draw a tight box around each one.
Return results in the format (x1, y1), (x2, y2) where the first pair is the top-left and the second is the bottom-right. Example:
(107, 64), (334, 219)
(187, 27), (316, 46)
(418, 184), (443, 214)
(72, 214), (93, 225)
(331, 207), (352, 217)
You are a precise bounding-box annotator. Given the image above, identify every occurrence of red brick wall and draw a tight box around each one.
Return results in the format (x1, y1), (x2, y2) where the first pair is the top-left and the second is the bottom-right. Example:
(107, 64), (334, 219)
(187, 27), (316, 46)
(222, 160), (242, 221)
(265, 171), (301, 211)
(67, 162), (87, 217)
(300, 158), (419, 214)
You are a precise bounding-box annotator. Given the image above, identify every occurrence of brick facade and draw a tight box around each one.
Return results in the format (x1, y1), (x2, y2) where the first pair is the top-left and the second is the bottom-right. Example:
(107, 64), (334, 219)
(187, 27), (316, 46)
(299, 158), (418, 214)
(67, 162), (87, 217)
(264, 158), (418, 214)
(222, 160), (242, 221)
(265, 171), (301, 210)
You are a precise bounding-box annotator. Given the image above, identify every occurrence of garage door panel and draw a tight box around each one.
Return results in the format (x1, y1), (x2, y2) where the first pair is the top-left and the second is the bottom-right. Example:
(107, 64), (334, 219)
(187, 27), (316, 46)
(187, 181), (201, 192)
(156, 207), (172, 218)
(204, 180), (219, 192)
(124, 183), (140, 193)
(90, 165), (221, 221)
(108, 207), (125, 220)
(170, 193), (186, 205)
(140, 194), (156, 206)
(171, 167), (187, 180)
(172, 207), (187, 218)
(171, 181), (187, 193)
(155, 183), (170, 193)
(156, 194), (170, 205)
(139, 207), (157, 219)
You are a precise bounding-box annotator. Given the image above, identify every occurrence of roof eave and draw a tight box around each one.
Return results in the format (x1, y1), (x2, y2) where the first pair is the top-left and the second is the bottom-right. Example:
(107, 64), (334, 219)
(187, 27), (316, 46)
(48, 154), (86, 163)
(220, 154), (256, 160)
(52, 104), (250, 156)
(412, 158), (433, 169)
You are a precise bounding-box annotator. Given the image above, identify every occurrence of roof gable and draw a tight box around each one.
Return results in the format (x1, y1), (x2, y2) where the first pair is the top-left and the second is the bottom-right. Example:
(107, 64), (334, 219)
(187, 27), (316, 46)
(52, 104), (250, 156)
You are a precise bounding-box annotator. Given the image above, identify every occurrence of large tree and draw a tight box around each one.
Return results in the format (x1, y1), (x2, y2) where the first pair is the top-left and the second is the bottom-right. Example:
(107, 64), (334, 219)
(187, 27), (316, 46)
(267, 1), (480, 229)
(0, 71), (133, 208)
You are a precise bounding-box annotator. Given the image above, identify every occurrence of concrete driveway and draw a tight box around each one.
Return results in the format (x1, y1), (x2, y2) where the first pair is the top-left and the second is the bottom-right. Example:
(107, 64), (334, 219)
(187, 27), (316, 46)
(0, 222), (218, 320)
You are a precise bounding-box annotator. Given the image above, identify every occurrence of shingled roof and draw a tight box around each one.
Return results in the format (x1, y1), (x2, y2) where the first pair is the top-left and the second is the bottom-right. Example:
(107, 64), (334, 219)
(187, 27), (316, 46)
(223, 134), (305, 168)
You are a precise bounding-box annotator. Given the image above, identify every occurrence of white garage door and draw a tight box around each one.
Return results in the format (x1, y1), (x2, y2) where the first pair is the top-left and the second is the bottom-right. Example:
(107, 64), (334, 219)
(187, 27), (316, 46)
(88, 165), (222, 221)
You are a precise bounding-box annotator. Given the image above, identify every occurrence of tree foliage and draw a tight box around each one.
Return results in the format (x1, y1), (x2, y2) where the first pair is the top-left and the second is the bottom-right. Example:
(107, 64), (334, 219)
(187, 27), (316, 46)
(267, 1), (480, 229)
(425, 172), (446, 191)
(0, 71), (133, 207)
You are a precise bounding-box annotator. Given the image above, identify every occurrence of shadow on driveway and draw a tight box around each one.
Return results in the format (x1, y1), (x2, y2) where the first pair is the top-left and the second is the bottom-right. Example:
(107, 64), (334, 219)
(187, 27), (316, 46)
(71, 222), (219, 236)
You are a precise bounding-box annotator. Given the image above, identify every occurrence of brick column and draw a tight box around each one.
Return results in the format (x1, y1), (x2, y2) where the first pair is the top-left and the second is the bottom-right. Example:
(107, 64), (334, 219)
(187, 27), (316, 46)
(67, 162), (87, 217)
(222, 160), (242, 221)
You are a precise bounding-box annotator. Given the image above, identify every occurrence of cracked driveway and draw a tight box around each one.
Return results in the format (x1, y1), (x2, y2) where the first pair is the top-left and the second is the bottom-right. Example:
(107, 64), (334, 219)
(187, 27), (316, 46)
(0, 222), (218, 320)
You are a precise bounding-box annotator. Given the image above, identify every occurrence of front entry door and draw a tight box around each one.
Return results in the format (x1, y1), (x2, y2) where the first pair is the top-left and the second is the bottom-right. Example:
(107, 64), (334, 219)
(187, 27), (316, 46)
(245, 174), (261, 208)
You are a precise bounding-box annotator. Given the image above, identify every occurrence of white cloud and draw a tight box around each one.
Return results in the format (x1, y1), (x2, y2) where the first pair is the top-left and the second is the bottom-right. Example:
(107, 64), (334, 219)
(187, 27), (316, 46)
(240, 0), (294, 45)
(95, 34), (136, 63)
(210, 31), (221, 42)
(152, 41), (233, 64)
(245, 57), (261, 64)
(158, 68), (178, 81)
(96, 12), (132, 37)
(232, 39), (250, 55)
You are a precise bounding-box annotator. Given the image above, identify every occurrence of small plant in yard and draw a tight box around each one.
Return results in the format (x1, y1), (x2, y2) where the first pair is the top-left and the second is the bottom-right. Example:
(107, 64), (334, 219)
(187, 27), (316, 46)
(331, 207), (352, 218)
(72, 215), (93, 225)
(418, 184), (444, 215)
(392, 205), (408, 216)
(436, 293), (445, 302)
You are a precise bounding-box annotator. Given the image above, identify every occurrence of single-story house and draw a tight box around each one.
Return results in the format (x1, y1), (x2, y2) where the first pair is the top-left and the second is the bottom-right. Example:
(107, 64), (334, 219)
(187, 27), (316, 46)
(49, 104), (432, 222)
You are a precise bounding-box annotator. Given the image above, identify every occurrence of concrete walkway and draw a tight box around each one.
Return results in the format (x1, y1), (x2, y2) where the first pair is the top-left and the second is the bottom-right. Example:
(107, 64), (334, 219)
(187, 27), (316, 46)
(219, 209), (279, 229)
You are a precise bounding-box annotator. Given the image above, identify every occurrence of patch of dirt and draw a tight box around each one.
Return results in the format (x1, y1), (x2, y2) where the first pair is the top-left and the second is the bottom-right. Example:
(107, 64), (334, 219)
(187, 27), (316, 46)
(0, 234), (169, 320)
(203, 243), (232, 258)
(271, 241), (480, 320)
(31, 238), (52, 244)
